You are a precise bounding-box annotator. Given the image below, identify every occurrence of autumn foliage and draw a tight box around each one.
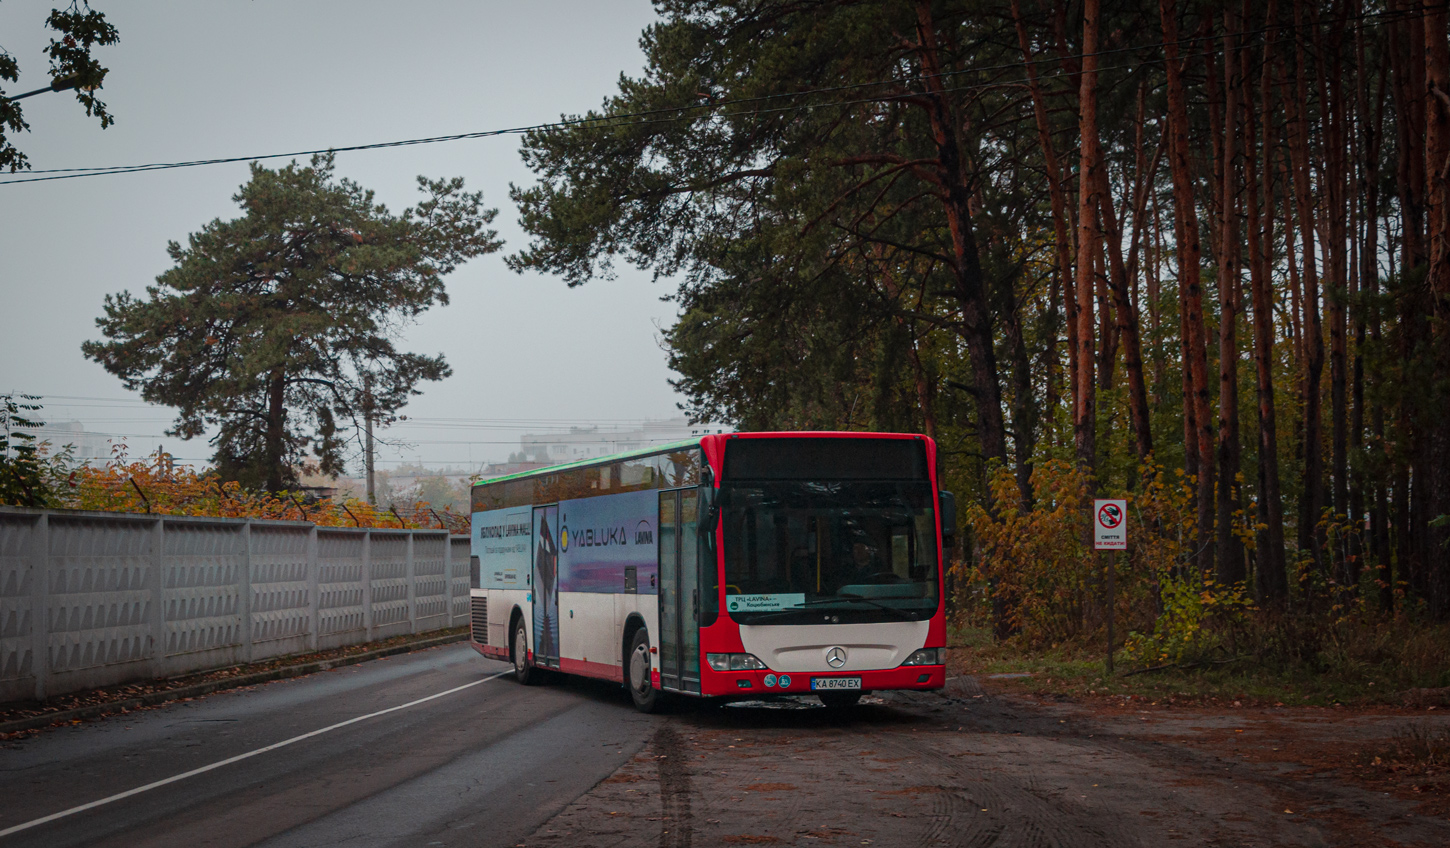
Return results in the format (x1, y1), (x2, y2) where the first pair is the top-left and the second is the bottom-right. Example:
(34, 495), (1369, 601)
(961, 459), (1252, 665)
(34, 444), (468, 533)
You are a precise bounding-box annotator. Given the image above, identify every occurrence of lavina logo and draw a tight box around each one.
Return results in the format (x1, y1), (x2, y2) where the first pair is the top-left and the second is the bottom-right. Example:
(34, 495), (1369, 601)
(635, 520), (654, 545)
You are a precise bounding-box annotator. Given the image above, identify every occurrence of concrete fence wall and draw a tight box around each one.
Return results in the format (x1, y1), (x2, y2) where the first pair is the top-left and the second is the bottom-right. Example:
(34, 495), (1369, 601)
(0, 506), (471, 704)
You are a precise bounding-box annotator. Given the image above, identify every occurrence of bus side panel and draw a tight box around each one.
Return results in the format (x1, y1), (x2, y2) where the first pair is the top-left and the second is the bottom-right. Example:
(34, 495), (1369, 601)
(480, 588), (530, 660)
(557, 591), (621, 681)
(556, 489), (660, 683)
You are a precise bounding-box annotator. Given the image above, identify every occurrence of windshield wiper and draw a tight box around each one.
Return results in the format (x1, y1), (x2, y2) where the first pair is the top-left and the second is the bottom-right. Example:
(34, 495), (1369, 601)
(745, 595), (918, 623)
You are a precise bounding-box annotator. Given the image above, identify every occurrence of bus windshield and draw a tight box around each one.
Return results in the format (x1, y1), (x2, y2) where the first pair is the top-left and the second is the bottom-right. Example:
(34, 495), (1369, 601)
(720, 480), (939, 624)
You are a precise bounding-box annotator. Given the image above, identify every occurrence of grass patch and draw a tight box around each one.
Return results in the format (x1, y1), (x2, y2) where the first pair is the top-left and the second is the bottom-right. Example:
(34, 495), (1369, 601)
(948, 618), (1450, 708)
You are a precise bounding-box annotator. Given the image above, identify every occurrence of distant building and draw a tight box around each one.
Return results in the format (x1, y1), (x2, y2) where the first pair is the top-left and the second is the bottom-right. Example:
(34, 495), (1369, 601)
(17, 421), (115, 465)
(327, 418), (731, 503)
(473, 459), (553, 480)
(516, 417), (727, 465)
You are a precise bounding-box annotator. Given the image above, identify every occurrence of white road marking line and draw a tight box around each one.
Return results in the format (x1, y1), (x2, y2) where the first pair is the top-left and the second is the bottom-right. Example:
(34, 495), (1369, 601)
(0, 669), (513, 839)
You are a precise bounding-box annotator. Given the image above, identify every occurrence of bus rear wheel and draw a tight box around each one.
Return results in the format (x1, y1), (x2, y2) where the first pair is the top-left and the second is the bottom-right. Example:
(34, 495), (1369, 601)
(627, 628), (659, 713)
(818, 691), (862, 708)
(512, 619), (539, 685)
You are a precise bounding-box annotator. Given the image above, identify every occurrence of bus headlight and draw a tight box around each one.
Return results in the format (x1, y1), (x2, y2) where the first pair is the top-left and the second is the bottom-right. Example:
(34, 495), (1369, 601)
(706, 653), (767, 672)
(901, 648), (944, 666)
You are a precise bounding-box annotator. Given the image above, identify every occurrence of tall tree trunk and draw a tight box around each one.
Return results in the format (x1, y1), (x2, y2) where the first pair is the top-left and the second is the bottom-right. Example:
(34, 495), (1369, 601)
(1161, 0), (1216, 570)
(1096, 145), (1154, 464)
(1423, 0), (1450, 615)
(265, 367), (287, 493)
(1216, 10), (1245, 586)
(1388, 0), (1429, 604)
(1351, 3), (1385, 605)
(877, 262), (939, 446)
(909, 337), (938, 443)
(1074, 0), (1102, 475)
(1315, 3), (1352, 589)
(1245, 0), (1289, 602)
(1150, 191), (1166, 402)
(911, 1), (1007, 472)
(1104, 82), (1164, 471)
(1011, 0), (1077, 432)
(1096, 249), (1118, 396)
(1284, 0), (1327, 580)
(999, 277), (1039, 503)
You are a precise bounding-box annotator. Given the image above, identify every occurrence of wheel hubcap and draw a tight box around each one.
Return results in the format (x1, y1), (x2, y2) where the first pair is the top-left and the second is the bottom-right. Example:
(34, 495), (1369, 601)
(515, 629), (526, 671)
(629, 644), (648, 691)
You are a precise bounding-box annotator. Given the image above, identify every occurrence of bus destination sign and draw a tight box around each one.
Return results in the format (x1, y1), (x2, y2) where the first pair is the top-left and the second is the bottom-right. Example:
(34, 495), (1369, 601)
(727, 593), (805, 612)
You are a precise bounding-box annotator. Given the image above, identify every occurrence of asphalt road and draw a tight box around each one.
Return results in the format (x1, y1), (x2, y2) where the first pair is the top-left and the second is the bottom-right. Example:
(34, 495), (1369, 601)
(7, 646), (1449, 847)
(0, 645), (653, 848)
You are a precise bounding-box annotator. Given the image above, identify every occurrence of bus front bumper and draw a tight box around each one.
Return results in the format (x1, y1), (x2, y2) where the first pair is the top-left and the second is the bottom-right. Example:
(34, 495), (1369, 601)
(699, 664), (945, 697)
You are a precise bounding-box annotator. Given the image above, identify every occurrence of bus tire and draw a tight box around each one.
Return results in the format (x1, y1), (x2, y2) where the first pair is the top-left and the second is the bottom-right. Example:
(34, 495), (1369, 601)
(626, 628), (659, 713)
(818, 691), (862, 709)
(512, 619), (539, 686)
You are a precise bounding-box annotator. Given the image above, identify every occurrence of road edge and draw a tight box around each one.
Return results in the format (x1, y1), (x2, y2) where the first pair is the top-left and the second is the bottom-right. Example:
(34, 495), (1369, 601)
(0, 631), (471, 735)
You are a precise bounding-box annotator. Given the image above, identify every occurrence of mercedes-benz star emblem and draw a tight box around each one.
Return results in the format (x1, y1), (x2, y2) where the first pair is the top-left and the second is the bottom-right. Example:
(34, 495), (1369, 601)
(826, 646), (847, 669)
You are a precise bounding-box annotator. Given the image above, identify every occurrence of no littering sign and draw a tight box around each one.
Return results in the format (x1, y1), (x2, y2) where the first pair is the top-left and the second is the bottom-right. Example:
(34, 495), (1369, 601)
(1094, 499), (1127, 551)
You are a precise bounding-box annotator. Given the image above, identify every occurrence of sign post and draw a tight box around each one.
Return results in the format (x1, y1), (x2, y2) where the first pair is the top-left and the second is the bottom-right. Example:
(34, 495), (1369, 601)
(1094, 499), (1127, 674)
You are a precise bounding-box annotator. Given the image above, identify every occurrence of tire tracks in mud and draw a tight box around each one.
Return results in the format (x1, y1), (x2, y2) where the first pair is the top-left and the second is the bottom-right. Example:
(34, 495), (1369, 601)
(654, 724), (692, 848)
(893, 731), (1139, 847)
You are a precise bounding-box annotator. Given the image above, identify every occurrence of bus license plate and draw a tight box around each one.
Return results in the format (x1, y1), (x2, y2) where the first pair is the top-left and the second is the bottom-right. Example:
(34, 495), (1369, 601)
(811, 677), (862, 691)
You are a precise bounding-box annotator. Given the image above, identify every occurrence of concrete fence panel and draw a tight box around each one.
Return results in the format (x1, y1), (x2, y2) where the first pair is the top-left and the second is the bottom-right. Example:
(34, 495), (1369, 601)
(368, 532), (411, 641)
(161, 520), (246, 677)
(450, 536), (471, 624)
(0, 513), (37, 692)
(47, 514), (157, 696)
(0, 507), (469, 704)
(317, 529), (367, 649)
(413, 533), (450, 633)
(249, 525), (312, 657)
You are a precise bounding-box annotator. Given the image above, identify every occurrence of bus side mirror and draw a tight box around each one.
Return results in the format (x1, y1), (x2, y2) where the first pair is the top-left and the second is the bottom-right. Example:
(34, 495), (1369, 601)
(698, 487), (719, 541)
(939, 491), (956, 550)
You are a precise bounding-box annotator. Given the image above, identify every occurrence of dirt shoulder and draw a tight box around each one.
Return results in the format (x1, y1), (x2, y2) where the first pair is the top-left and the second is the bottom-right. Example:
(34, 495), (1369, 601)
(981, 673), (1450, 821)
(518, 678), (1450, 847)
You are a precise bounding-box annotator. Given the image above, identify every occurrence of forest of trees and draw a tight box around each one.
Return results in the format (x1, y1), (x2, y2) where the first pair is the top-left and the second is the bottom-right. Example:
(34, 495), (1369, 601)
(510, 0), (1450, 625)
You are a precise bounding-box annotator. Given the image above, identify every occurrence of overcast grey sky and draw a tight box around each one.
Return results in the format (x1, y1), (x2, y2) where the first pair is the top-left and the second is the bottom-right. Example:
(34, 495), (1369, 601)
(0, 0), (689, 472)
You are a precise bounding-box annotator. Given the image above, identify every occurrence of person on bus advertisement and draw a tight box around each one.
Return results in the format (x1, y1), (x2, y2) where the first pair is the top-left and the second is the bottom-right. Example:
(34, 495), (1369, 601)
(534, 514), (559, 660)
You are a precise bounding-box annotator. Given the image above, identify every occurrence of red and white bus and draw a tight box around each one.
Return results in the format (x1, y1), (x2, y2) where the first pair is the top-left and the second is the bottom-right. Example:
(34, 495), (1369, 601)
(467, 432), (953, 711)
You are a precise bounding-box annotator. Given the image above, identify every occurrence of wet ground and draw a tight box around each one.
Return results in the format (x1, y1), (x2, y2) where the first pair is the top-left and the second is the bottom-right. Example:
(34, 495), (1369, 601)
(520, 677), (1450, 847)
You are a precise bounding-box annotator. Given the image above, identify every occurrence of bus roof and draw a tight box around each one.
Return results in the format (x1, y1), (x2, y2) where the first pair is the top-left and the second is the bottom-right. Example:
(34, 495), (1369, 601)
(469, 437), (704, 488)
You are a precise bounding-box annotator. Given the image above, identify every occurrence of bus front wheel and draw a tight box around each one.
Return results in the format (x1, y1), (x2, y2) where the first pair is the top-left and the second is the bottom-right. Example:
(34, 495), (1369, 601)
(513, 619), (539, 685)
(627, 628), (659, 713)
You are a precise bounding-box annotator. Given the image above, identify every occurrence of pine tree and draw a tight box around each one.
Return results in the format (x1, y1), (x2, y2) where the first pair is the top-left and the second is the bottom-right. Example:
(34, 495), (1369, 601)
(83, 154), (501, 491)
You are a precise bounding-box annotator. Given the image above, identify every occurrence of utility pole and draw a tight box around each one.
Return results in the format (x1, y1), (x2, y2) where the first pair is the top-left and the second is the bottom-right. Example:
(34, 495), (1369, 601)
(364, 375), (376, 505)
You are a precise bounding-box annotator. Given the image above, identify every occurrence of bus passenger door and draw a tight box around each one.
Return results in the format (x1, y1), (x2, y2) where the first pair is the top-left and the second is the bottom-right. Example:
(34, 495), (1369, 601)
(657, 490), (701, 693)
(532, 504), (560, 669)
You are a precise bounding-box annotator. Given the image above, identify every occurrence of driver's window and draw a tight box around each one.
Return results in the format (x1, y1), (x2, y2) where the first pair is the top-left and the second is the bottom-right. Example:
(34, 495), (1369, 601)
(890, 529), (910, 579)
